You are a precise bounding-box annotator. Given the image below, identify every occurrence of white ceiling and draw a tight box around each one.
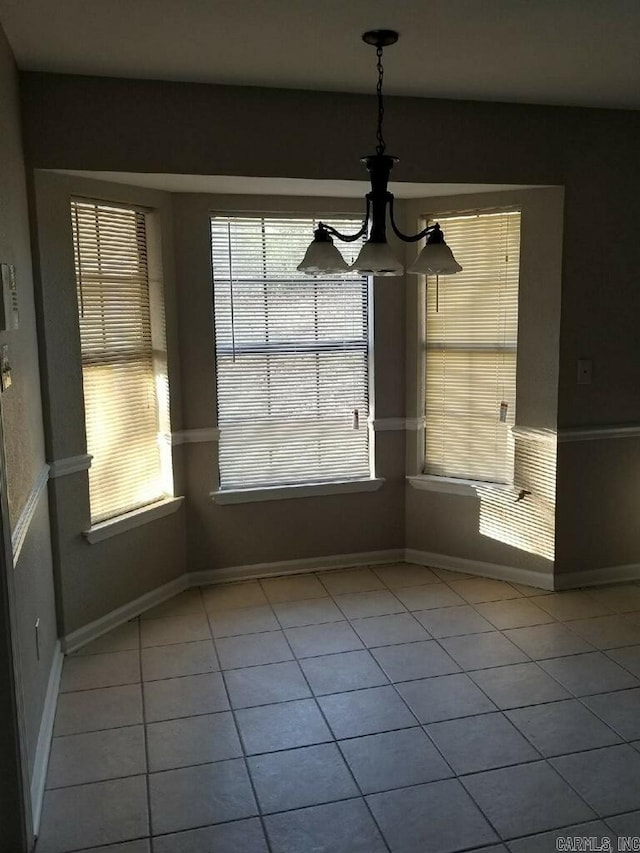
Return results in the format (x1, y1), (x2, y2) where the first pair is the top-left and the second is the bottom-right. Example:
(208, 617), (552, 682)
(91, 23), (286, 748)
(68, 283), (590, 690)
(2, 0), (640, 110)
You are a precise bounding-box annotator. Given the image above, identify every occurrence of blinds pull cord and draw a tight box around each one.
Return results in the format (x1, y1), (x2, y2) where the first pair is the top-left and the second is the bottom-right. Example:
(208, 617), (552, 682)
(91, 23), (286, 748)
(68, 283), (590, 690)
(227, 222), (237, 363)
(73, 204), (85, 319)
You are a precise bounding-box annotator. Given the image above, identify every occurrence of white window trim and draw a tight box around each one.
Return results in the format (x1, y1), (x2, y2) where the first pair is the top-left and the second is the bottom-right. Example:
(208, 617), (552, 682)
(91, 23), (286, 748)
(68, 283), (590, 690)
(410, 207), (521, 485)
(211, 477), (385, 505)
(210, 211), (375, 492)
(72, 197), (174, 524)
(407, 474), (512, 497)
(84, 496), (184, 544)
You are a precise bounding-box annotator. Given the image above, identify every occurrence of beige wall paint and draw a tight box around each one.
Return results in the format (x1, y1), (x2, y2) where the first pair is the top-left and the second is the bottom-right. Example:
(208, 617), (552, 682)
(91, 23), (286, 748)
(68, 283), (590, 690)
(555, 437), (640, 575)
(32, 172), (187, 634)
(0, 26), (57, 847)
(22, 73), (640, 593)
(33, 182), (403, 607)
(172, 193), (405, 571)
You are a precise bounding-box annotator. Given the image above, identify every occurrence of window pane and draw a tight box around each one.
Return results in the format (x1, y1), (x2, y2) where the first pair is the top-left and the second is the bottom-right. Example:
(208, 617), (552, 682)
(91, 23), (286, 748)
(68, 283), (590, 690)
(71, 199), (164, 522)
(424, 210), (521, 483)
(211, 215), (370, 489)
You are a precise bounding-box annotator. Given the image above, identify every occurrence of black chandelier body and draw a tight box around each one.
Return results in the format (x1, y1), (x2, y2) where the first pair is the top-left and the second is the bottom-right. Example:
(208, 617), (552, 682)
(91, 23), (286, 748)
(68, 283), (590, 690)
(297, 30), (462, 279)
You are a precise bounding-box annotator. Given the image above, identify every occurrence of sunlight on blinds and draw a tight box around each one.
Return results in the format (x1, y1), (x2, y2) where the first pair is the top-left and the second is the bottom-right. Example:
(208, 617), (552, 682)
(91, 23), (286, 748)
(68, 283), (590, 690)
(425, 210), (521, 483)
(211, 216), (370, 490)
(71, 199), (164, 523)
(478, 429), (557, 561)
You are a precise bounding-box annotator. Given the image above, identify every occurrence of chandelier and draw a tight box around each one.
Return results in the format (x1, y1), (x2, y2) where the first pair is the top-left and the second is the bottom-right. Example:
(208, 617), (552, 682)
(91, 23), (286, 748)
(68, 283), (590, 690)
(297, 30), (463, 278)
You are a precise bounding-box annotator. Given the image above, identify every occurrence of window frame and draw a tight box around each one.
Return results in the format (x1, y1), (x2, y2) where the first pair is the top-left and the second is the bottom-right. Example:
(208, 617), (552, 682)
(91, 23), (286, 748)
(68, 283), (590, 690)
(408, 203), (523, 493)
(209, 209), (380, 501)
(71, 195), (175, 530)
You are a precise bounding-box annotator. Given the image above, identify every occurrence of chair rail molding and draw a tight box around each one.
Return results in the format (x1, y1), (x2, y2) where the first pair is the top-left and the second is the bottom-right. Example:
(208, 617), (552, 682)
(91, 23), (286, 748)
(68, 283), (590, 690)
(48, 454), (92, 478)
(12, 464), (49, 566)
(558, 424), (640, 442)
(170, 427), (221, 445)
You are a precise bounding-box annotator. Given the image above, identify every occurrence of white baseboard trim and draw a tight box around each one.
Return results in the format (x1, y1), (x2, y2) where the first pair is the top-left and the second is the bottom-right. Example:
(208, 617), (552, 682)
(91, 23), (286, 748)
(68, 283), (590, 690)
(12, 465), (49, 566)
(405, 548), (555, 591)
(63, 545), (561, 654)
(188, 549), (405, 587)
(63, 550), (403, 653)
(554, 562), (640, 590)
(31, 641), (63, 836)
(62, 575), (189, 654)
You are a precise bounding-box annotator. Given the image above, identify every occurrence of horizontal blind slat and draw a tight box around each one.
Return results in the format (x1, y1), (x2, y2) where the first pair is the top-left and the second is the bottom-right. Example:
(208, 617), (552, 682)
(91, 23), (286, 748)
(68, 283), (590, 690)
(212, 214), (371, 490)
(72, 199), (164, 522)
(425, 210), (521, 483)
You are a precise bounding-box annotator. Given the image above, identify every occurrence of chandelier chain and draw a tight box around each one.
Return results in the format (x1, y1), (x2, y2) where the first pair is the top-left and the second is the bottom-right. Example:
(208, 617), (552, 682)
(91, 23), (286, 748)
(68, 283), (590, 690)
(376, 45), (386, 155)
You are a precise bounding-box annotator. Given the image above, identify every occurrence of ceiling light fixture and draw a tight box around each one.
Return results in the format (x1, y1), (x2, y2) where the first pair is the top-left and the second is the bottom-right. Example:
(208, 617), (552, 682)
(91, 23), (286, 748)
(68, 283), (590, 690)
(298, 29), (463, 278)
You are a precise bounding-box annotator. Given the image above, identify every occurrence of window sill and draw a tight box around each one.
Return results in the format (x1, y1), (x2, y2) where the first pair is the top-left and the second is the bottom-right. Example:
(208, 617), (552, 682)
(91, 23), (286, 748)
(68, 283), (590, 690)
(406, 475), (511, 497)
(83, 496), (184, 544)
(211, 478), (385, 505)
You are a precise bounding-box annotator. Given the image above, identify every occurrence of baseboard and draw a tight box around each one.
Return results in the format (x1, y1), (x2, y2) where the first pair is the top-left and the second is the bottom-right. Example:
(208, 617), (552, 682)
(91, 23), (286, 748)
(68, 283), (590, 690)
(405, 548), (555, 591)
(63, 544), (555, 653)
(188, 549), (405, 587)
(554, 562), (640, 590)
(62, 575), (189, 653)
(31, 641), (63, 836)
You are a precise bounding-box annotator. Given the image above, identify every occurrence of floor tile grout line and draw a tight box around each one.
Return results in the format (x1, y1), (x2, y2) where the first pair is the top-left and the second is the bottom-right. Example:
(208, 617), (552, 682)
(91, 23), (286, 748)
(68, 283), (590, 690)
(47, 569), (640, 851)
(204, 595), (275, 853)
(573, 684), (640, 743)
(269, 609), (394, 853)
(336, 580), (628, 841)
(137, 615), (153, 847)
(35, 831), (153, 853)
(58, 641), (640, 696)
(434, 623), (612, 840)
(62, 671), (637, 729)
(342, 600), (526, 844)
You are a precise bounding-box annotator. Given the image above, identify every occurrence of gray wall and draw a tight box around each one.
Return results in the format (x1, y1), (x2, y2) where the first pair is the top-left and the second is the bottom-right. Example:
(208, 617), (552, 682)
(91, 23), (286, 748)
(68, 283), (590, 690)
(0, 25), (57, 850)
(33, 178), (402, 626)
(32, 172), (186, 635)
(171, 193), (404, 573)
(21, 72), (640, 598)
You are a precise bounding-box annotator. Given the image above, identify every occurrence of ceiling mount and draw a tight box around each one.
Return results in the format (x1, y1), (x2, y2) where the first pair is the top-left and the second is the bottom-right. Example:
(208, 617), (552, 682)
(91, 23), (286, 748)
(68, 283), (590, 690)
(362, 29), (399, 48)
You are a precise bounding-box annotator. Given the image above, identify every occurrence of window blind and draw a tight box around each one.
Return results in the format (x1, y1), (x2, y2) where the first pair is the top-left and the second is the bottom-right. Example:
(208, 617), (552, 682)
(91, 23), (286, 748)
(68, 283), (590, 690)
(478, 430), (557, 561)
(424, 210), (521, 483)
(71, 199), (164, 523)
(211, 215), (370, 490)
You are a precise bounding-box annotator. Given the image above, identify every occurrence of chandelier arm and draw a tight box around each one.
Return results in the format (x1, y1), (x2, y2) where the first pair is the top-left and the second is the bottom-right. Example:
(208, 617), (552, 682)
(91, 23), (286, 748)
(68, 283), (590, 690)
(319, 199), (371, 243)
(388, 197), (439, 243)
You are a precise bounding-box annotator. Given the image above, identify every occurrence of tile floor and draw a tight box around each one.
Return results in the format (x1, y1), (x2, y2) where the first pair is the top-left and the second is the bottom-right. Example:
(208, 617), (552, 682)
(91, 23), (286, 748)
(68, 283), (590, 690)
(36, 565), (640, 853)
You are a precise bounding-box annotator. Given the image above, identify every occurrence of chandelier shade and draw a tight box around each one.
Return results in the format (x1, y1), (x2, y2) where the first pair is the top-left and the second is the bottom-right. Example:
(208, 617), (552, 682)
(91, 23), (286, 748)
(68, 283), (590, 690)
(297, 229), (351, 274)
(297, 30), (463, 280)
(408, 227), (464, 275)
(352, 239), (404, 276)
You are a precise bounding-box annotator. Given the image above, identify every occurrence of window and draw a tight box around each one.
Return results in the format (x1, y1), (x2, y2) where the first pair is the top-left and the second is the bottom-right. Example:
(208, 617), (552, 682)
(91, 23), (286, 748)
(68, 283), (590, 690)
(423, 209), (521, 483)
(71, 199), (168, 523)
(211, 215), (370, 491)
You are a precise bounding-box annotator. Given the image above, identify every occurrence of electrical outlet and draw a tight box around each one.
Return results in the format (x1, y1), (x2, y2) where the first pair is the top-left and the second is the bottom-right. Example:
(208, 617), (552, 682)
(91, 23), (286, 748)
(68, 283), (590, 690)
(577, 358), (592, 385)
